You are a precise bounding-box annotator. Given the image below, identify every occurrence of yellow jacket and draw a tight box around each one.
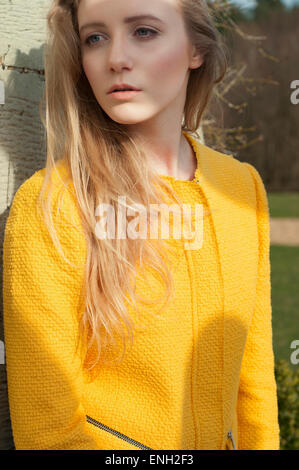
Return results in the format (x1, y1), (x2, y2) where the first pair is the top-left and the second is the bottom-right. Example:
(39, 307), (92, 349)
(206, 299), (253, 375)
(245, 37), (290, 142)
(3, 133), (280, 450)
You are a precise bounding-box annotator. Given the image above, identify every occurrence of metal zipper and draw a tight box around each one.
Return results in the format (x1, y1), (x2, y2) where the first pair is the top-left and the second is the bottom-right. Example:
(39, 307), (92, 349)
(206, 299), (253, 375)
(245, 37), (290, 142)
(227, 429), (236, 450)
(86, 415), (153, 450)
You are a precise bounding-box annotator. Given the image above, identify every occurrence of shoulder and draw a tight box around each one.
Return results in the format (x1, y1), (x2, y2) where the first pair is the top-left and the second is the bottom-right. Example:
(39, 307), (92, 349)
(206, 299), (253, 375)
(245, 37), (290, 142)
(6, 159), (76, 226)
(200, 139), (261, 178)
(4, 159), (85, 263)
(192, 137), (268, 208)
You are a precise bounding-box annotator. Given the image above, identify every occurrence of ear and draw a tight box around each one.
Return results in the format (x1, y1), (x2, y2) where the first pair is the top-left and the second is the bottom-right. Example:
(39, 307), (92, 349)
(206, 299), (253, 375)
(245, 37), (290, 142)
(189, 45), (204, 70)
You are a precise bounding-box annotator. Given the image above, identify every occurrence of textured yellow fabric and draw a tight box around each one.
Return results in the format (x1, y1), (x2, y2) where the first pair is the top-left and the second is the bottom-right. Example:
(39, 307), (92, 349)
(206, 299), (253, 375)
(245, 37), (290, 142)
(2, 133), (280, 450)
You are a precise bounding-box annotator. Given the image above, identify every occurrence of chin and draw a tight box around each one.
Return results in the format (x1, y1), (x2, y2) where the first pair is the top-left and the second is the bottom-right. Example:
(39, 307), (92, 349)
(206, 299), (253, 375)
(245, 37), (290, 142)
(107, 116), (140, 125)
(106, 110), (154, 126)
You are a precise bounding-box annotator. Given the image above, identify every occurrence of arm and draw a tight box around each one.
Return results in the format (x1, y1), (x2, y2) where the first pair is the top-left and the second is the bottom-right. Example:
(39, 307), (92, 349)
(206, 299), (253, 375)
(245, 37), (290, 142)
(3, 174), (98, 450)
(236, 163), (280, 450)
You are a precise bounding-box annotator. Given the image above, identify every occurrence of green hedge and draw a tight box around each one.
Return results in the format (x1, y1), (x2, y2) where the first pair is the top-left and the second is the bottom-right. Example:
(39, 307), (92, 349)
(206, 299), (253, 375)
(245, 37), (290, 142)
(275, 359), (299, 449)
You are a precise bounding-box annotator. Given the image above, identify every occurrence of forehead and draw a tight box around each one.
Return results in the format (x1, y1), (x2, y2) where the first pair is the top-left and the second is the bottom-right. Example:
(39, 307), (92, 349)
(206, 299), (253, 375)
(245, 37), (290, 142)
(77, 0), (181, 22)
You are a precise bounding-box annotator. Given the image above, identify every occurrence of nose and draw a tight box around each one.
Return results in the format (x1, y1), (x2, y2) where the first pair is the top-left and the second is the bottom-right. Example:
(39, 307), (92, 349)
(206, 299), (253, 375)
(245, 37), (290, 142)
(107, 33), (133, 72)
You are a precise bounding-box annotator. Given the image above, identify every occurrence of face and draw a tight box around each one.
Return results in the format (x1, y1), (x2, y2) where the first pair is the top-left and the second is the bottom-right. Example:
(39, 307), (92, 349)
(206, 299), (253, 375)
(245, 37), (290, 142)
(77, 0), (202, 127)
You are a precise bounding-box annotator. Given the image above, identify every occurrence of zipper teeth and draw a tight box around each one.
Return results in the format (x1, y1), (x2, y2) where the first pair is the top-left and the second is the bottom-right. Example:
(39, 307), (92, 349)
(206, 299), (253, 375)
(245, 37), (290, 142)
(86, 415), (153, 450)
(227, 430), (236, 450)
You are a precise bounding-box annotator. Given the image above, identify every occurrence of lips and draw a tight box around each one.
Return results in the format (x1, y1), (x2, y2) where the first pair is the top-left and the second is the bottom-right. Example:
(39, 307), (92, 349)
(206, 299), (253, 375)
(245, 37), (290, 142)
(112, 89), (133, 93)
(109, 90), (141, 101)
(108, 83), (141, 94)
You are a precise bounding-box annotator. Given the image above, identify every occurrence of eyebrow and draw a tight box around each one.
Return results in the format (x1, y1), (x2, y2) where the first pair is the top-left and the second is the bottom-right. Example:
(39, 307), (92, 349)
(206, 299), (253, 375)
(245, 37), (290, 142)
(79, 15), (164, 35)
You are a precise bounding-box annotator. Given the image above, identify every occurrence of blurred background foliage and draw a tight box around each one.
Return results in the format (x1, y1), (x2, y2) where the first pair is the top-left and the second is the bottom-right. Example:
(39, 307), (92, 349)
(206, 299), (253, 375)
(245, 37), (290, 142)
(275, 360), (299, 450)
(205, 0), (298, 191)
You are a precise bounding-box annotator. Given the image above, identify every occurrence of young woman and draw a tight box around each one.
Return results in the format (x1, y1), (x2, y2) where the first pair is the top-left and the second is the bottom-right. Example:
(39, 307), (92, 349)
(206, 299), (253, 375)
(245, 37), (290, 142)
(3, 0), (280, 450)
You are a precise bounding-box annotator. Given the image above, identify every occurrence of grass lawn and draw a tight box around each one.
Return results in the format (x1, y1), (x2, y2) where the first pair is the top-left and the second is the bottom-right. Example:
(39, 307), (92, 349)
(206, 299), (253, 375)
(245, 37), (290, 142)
(270, 245), (299, 370)
(268, 192), (299, 218)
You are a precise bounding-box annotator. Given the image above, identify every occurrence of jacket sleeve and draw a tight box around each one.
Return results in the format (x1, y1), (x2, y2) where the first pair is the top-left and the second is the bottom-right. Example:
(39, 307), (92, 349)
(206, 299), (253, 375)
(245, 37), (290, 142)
(3, 174), (98, 450)
(236, 163), (280, 450)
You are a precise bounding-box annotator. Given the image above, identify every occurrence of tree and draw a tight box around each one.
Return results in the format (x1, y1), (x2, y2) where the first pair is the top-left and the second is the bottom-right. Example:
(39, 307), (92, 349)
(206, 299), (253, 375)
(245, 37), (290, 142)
(254, 0), (285, 21)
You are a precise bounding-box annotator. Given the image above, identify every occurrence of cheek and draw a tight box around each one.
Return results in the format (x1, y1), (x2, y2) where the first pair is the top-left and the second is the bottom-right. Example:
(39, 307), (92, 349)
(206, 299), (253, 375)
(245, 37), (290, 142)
(82, 56), (100, 86)
(149, 42), (188, 82)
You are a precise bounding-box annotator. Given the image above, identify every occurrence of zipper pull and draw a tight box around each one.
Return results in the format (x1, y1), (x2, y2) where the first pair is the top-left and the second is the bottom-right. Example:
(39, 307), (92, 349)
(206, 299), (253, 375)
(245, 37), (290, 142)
(227, 430), (236, 450)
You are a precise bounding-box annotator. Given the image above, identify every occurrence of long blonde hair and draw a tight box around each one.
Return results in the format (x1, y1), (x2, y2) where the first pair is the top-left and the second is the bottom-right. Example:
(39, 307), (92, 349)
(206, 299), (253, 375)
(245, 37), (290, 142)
(39, 0), (228, 372)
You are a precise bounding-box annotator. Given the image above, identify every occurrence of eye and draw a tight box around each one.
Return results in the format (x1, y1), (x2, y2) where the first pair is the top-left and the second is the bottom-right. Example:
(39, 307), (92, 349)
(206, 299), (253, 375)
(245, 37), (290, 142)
(135, 27), (158, 39)
(84, 27), (158, 47)
(84, 34), (103, 47)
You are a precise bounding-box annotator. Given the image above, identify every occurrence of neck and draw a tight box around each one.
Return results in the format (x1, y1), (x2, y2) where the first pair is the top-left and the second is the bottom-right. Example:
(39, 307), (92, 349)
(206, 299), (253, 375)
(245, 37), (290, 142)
(130, 127), (197, 180)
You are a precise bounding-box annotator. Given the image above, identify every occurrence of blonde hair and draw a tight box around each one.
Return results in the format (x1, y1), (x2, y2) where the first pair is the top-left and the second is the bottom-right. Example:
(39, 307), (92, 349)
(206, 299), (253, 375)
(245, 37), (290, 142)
(38, 0), (228, 373)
